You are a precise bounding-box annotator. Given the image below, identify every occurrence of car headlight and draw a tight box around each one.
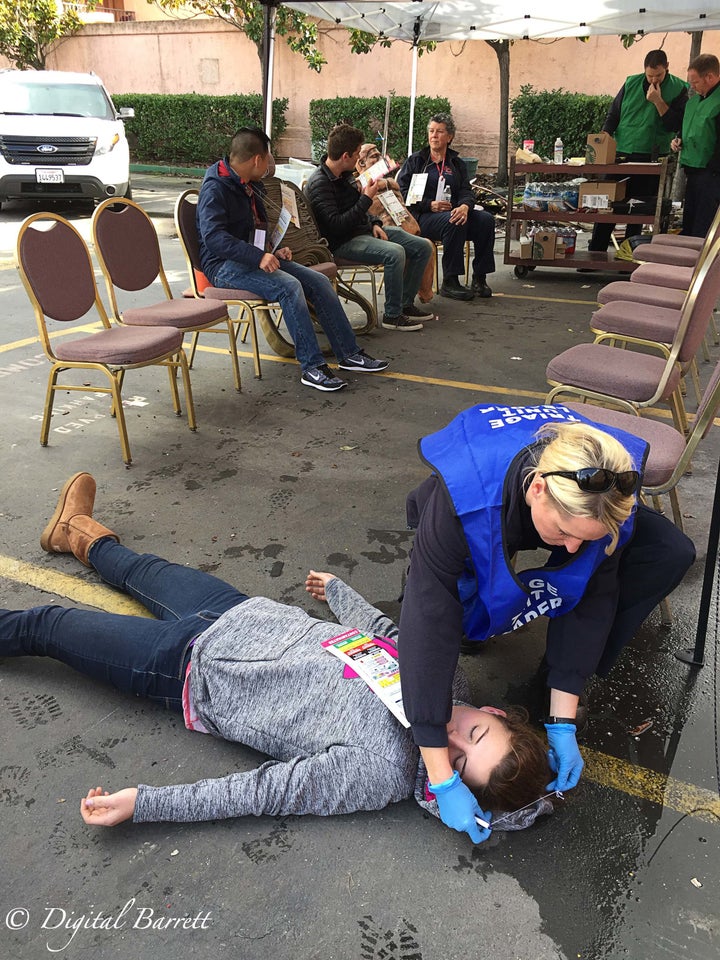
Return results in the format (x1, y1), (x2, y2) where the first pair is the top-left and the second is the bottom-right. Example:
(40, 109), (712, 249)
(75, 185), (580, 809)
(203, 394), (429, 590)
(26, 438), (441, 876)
(95, 133), (120, 156)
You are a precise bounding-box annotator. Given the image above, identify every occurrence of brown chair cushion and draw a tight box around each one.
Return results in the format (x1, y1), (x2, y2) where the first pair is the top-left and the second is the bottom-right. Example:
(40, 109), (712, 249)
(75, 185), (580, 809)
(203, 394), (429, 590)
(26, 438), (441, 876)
(546, 343), (682, 403)
(122, 299), (228, 328)
(597, 281), (686, 310)
(635, 245), (699, 268)
(630, 262), (693, 291)
(592, 300), (681, 342)
(54, 325), (183, 364)
(203, 286), (267, 301)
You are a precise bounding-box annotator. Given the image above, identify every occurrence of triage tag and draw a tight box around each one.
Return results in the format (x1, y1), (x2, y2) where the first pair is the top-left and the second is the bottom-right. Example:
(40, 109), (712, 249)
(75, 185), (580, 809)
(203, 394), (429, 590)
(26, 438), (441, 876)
(406, 172), (428, 205)
(322, 628), (409, 728)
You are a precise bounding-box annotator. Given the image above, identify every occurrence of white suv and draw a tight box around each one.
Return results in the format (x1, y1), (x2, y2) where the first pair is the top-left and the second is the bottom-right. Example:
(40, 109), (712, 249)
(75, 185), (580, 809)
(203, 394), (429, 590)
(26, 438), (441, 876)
(0, 70), (133, 208)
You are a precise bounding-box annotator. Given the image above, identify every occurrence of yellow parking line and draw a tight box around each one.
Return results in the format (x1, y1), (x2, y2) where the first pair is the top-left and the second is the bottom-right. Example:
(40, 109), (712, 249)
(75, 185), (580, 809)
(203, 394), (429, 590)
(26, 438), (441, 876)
(0, 554), (149, 617)
(0, 323), (104, 355)
(583, 748), (720, 825)
(2, 551), (717, 822)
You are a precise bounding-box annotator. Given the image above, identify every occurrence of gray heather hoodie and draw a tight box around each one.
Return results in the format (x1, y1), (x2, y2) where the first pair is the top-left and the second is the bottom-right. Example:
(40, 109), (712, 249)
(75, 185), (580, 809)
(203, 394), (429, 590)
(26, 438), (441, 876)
(134, 578), (430, 823)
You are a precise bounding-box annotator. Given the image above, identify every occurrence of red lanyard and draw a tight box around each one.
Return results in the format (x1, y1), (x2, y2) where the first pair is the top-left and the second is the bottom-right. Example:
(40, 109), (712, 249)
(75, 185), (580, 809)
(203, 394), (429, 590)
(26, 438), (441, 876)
(243, 181), (262, 227)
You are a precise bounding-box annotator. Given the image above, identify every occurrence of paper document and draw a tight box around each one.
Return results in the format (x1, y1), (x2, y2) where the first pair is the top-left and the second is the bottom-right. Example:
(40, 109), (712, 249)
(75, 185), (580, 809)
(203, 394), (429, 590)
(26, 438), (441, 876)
(322, 628), (409, 727)
(406, 172), (428, 205)
(357, 156), (392, 188)
(377, 189), (409, 226)
(269, 207), (292, 252)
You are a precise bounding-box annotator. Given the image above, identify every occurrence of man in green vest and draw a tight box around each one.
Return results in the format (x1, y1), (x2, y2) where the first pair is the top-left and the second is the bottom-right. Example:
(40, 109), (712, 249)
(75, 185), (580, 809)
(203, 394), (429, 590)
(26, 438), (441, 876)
(589, 49), (688, 252)
(671, 53), (720, 237)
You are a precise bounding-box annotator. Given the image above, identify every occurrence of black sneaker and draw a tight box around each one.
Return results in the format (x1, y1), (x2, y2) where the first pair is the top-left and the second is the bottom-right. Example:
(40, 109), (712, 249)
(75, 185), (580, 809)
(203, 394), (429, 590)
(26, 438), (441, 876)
(471, 276), (493, 298)
(440, 277), (474, 301)
(381, 313), (423, 332)
(300, 364), (347, 392)
(338, 350), (389, 373)
(402, 303), (435, 321)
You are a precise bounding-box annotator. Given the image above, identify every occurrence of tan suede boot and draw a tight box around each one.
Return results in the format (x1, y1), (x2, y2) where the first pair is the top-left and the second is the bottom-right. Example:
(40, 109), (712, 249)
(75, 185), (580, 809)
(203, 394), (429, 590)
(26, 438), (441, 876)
(40, 472), (97, 554)
(65, 515), (119, 567)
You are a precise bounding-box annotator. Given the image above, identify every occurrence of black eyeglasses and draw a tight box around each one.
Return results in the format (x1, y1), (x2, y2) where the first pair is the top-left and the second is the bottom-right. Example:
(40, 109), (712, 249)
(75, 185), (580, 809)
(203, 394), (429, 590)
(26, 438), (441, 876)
(541, 468), (640, 496)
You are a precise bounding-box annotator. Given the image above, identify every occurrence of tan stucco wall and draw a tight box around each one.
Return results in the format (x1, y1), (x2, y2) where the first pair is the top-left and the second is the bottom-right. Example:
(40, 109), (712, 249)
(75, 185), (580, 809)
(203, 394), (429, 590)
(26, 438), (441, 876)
(2, 20), (702, 168)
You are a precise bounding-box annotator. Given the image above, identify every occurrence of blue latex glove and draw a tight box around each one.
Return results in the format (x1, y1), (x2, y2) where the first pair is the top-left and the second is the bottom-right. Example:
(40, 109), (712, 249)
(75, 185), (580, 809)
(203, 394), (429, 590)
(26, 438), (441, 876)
(430, 771), (493, 844)
(544, 722), (584, 790)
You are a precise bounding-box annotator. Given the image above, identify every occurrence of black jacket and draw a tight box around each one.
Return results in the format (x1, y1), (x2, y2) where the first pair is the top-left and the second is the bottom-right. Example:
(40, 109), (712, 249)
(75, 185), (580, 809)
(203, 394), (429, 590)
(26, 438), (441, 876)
(304, 158), (382, 251)
(397, 145), (475, 217)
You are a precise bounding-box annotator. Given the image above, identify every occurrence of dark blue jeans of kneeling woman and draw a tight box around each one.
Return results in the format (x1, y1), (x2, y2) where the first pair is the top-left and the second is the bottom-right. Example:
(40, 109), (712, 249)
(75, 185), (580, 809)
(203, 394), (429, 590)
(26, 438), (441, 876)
(0, 540), (249, 711)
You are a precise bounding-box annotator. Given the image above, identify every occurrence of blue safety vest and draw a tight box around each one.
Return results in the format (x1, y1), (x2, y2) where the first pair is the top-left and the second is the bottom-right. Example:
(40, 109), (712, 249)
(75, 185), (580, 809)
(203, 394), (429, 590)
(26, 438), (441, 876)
(418, 405), (648, 642)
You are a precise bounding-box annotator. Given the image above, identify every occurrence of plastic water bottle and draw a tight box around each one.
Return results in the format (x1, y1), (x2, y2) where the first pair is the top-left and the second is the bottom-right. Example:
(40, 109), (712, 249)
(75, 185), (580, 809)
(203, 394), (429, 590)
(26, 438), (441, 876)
(442, 181), (452, 203)
(554, 138), (564, 165)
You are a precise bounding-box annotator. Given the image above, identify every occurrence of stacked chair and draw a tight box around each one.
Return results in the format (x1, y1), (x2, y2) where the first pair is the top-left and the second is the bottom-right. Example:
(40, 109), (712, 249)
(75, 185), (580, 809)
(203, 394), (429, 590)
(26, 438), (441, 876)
(16, 213), (196, 465)
(546, 237), (720, 432)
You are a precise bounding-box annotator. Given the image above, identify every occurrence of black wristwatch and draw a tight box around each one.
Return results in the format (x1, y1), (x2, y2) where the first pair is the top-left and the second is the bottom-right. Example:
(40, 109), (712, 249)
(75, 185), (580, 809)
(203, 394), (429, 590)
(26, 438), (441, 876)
(544, 716), (577, 725)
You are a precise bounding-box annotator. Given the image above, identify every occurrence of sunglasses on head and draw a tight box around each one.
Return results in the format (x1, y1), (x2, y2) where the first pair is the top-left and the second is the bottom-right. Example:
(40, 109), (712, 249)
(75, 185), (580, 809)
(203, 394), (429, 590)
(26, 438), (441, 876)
(541, 468), (640, 496)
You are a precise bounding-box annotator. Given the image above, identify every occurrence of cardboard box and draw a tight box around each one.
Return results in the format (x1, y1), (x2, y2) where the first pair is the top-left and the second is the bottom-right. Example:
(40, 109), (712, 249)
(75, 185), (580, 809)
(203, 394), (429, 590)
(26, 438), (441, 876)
(518, 238), (533, 260)
(586, 132), (617, 164)
(532, 231), (557, 260)
(578, 178), (628, 209)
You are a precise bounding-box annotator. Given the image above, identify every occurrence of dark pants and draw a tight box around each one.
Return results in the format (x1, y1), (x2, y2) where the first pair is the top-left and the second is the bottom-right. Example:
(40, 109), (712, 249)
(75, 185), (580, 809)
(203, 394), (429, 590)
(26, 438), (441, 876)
(418, 208), (496, 279)
(0, 540), (249, 711)
(681, 166), (720, 238)
(588, 154), (657, 252)
(558, 504), (696, 676)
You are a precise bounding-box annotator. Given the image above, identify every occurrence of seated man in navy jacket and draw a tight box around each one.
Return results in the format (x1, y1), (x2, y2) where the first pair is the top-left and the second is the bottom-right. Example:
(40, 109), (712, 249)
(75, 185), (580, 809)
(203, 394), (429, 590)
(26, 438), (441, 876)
(197, 127), (388, 393)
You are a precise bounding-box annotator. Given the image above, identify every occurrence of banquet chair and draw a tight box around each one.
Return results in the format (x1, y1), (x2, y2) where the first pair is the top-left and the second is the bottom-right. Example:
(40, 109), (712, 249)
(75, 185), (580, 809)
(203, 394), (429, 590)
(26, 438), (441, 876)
(546, 236), (720, 433)
(16, 213), (196, 465)
(589, 238), (720, 400)
(91, 198), (237, 387)
(564, 353), (720, 533)
(175, 188), (268, 380)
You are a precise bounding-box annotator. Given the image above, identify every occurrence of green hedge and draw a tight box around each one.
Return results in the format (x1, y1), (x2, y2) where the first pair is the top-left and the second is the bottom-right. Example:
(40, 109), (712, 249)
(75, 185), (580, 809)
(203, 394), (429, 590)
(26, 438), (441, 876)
(111, 93), (289, 166)
(308, 95), (451, 161)
(510, 85), (613, 161)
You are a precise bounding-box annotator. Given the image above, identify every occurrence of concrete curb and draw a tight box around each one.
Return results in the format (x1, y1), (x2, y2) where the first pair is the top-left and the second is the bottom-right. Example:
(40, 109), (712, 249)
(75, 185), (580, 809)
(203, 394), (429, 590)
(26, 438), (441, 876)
(130, 163), (207, 177)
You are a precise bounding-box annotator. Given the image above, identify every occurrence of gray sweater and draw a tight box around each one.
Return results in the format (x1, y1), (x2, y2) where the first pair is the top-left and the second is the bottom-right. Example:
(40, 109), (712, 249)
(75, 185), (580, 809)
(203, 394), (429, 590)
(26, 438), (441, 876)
(134, 579), (432, 823)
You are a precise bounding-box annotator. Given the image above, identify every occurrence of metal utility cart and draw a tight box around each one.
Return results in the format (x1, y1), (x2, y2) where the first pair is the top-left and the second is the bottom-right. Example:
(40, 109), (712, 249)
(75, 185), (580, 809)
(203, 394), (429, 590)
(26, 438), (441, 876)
(504, 156), (674, 278)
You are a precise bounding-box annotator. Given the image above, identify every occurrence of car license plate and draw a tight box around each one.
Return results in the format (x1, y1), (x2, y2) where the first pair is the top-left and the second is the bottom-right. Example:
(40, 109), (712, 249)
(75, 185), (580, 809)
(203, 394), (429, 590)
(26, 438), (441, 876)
(36, 168), (64, 184)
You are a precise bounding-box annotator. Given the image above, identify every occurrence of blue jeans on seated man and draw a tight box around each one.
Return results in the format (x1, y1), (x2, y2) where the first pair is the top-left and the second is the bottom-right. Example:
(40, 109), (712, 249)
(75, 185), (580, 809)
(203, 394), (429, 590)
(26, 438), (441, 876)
(0, 539), (249, 712)
(418, 209), (496, 279)
(333, 227), (431, 317)
(213, 258), (358, 372)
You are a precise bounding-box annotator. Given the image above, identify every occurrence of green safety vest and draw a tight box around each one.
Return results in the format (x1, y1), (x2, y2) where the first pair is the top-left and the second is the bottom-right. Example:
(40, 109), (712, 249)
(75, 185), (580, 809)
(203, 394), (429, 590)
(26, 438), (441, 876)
(681, 83), (720, 169)
(614, 72), (688, 155)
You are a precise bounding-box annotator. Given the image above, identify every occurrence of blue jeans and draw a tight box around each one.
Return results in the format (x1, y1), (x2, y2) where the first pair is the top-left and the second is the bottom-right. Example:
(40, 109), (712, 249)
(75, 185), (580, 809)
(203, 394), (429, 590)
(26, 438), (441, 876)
(334, 227), (431, 318)
(418, 209), (495, 278)
(213, 258), (358, 371)
(0, 540), (249, 711)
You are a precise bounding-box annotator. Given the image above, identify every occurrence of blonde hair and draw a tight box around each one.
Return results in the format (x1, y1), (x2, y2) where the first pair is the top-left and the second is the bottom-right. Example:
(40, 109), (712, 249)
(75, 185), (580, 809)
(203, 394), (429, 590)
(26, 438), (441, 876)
(526, 422), (637, 554)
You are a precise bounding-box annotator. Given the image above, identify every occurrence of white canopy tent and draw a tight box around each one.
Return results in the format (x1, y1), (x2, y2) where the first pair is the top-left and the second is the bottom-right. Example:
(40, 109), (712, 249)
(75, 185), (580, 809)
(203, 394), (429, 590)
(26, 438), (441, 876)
(285, 1), (718, 42)
(277, 1), (716, 149)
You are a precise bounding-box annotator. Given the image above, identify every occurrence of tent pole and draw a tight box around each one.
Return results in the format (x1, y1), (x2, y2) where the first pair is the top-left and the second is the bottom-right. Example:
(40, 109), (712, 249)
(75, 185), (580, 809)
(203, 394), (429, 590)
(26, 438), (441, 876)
(408, 42), (419, 156)
(262, 1), (279, 138)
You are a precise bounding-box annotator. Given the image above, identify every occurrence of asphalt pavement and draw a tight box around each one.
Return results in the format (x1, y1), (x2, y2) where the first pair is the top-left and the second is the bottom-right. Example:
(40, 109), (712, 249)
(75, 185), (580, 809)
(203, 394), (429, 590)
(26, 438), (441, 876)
(1, 175), (719, 960)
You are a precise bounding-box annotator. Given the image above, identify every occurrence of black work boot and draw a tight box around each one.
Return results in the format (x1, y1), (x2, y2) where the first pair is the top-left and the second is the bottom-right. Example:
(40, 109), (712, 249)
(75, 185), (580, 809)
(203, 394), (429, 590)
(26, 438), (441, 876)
(440, 275), (474, 301)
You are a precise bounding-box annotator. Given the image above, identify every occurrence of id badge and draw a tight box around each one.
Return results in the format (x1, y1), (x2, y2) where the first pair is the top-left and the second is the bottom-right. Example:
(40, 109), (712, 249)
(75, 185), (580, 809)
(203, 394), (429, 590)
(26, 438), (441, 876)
(253, 227), (267, 251)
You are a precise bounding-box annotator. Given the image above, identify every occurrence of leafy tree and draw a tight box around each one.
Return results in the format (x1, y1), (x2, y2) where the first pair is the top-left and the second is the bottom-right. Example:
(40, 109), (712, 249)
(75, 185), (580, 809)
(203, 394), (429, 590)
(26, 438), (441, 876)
(153, 0), (327, 72)
(0, 0), (92, 70)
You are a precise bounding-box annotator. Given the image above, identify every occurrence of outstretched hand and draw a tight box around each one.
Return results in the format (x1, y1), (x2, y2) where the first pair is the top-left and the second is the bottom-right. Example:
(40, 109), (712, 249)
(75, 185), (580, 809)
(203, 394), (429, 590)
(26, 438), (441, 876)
(80, 786), (137, 827)
(305, 570), (337, 604)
